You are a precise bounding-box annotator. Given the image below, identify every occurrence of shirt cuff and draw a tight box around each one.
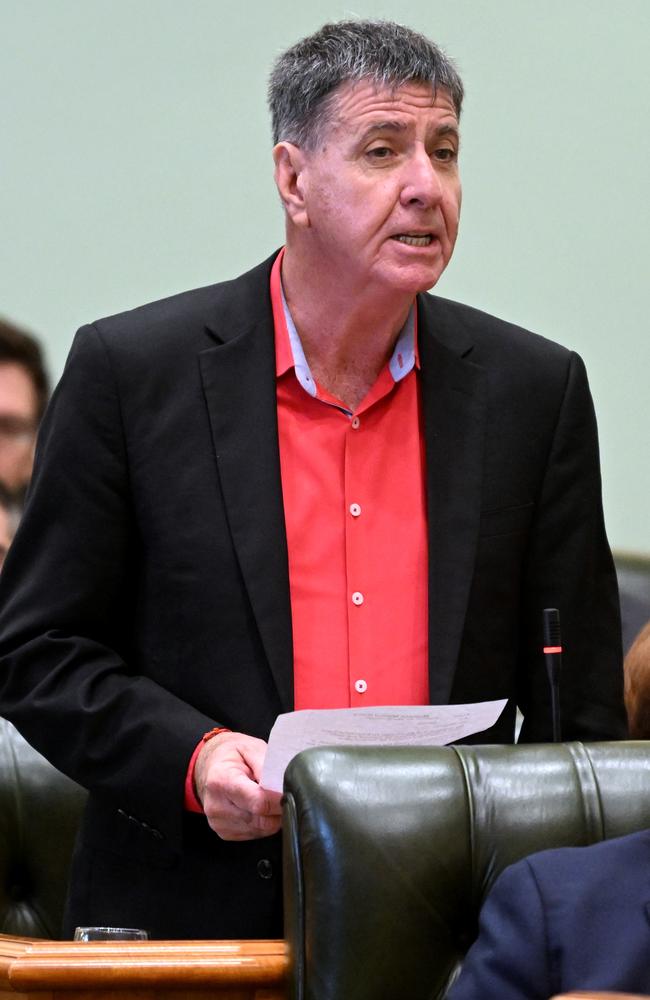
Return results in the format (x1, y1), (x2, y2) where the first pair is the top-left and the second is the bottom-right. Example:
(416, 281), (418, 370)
(184, 739), (205, 813)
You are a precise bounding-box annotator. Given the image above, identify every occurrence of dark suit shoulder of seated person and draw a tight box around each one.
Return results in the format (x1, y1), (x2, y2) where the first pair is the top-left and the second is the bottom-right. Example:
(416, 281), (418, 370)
(0, 19), (626, 941)
(447, 829), (650, 1000)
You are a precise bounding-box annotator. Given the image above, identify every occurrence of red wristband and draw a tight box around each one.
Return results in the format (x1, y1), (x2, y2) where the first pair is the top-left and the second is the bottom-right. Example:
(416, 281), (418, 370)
(201, 726), (231, 744)
(184, 728), (232, 813)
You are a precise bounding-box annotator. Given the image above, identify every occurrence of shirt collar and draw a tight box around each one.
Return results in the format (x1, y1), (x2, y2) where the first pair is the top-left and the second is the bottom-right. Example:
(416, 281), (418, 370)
(271, 247), (419, 390)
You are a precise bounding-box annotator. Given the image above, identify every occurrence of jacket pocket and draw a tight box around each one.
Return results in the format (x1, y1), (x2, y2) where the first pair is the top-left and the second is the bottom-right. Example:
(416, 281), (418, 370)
(478, 501), (534, 538)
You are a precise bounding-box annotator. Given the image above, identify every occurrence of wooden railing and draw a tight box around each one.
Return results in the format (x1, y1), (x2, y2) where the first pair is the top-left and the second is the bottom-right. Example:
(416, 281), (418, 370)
(4, 936), (647, 1000)
(552, 993), (650, 999)
(0, 934), (288, 999)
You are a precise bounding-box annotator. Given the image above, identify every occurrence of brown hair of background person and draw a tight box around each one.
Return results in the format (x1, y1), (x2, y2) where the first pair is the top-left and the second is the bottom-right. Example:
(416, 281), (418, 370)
(624, 620), (650, 738)
(0, 317), (50, 504)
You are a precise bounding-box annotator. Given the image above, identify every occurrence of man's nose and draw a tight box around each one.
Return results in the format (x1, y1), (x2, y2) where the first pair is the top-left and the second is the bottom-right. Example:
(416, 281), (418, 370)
(399, 150), (443, 208)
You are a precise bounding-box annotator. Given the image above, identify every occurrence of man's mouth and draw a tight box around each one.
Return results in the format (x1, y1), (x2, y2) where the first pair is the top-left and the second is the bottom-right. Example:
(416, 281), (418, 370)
(391, 234), (434, 247)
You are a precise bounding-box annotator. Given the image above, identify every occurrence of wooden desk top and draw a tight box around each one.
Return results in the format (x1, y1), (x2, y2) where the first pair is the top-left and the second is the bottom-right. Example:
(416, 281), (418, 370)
(0, 935), (288, 997)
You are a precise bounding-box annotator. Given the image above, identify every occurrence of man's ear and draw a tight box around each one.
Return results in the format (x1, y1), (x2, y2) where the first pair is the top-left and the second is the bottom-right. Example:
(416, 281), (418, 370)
(273, 142), (310, 227)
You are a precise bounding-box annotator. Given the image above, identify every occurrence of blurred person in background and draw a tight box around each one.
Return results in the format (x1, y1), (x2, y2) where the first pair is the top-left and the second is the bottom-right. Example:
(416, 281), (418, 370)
(0, 484), (19, 569)
(0, 317), (50, 506)
(624, 619), (650, 738)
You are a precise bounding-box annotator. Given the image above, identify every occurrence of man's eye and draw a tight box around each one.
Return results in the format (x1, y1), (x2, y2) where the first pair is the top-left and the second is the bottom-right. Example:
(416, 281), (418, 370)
(433, 147), (457, 162)
(366, 146), (393, 159)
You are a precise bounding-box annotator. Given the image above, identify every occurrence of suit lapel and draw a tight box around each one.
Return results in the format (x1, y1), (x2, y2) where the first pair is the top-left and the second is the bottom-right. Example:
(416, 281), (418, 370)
(198, 262), (294, 713)
(418, 295), (487, 703)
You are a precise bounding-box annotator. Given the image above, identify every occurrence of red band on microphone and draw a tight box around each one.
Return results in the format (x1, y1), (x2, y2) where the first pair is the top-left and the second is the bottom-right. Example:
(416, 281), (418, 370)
(543, 646), (562, 654)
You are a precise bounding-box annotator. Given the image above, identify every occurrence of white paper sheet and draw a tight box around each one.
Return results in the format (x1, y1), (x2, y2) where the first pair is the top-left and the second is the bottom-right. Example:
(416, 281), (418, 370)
(260, 699), (507, 791)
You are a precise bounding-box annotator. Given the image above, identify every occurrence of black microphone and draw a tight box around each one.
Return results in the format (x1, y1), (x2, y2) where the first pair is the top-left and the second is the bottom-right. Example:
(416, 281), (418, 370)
(543, 608), (562, 742)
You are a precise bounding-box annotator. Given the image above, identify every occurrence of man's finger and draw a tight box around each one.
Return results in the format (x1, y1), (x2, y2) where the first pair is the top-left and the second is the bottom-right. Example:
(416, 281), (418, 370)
(224, 778), (282, 818)
(206, 806), (282, 841)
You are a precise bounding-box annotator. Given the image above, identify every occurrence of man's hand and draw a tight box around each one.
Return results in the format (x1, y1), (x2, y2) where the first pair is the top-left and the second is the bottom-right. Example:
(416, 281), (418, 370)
(193, 730), (282, 841)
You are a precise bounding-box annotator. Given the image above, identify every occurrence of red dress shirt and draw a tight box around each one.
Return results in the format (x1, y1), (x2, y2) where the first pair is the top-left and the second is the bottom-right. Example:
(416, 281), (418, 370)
(272, 249), (429, 709)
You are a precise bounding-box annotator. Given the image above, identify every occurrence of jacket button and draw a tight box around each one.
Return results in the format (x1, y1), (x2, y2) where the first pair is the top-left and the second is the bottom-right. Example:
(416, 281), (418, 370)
(257, 859), (273, 880)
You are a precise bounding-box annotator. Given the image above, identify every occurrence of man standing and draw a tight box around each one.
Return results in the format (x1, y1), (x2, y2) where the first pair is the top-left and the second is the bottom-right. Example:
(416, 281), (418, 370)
(0, 21), (625, 940)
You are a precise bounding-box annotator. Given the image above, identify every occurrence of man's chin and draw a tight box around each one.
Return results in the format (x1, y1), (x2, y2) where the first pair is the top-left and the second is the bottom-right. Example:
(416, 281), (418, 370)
(379, 262), (447, 297)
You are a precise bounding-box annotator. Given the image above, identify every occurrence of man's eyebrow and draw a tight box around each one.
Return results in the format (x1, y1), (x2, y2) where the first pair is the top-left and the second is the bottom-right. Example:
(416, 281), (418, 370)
(355, 120), (460, 143)
(433, 124), (460, 141)
(357, 120), (409, 142)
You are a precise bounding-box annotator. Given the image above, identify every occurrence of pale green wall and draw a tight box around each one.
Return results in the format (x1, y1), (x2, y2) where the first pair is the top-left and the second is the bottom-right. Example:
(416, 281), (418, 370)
(2, 0), (649, 552)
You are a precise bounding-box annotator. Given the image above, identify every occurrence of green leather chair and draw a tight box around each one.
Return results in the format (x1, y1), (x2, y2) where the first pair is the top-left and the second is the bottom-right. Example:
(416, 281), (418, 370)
(0, 718), (86, 938)
(282, 742), (650, 1000)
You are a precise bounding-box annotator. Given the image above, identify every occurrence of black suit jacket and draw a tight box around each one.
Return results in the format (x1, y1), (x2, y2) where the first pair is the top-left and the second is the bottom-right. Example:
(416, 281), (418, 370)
(0, 252), (626, 938)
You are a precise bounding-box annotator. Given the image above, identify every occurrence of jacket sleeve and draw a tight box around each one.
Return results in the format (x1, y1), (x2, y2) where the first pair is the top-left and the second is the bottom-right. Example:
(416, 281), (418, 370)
(447, 861), (551, 1000)
(0, 324), (218, 849)
(516, 351), (626, 741)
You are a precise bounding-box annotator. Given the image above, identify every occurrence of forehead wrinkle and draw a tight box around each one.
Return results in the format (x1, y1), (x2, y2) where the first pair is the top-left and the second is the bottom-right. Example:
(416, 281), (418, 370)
(330, 78), (436, 124)
(320, 81), (459, 153)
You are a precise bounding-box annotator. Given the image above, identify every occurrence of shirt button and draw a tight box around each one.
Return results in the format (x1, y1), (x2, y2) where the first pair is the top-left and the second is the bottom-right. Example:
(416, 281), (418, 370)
(351, 591), (364, 606)
(257, 859), (273, 879)
(355, 679), (368, 693)
(351, 416), (361, 429)
(349, 503), (361, 517)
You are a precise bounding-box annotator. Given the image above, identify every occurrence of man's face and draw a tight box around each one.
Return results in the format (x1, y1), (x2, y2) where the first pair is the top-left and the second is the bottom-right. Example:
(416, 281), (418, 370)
(296, 79), (461, 297)
(0, 362), (39, 497)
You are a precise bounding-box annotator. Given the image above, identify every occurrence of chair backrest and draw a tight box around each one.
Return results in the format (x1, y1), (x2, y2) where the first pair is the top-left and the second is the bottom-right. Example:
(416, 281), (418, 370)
(282, 741), (650, 1000)
(0, 718), (86, 938)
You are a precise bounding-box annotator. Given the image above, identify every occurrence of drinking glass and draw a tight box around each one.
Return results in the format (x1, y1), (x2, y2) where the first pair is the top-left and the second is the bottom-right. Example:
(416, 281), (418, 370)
(73, 926), (149, 942)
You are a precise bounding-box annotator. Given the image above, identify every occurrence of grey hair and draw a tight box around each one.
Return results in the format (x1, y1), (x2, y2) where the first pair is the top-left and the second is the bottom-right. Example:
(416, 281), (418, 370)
(268, 19), (464, 149)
